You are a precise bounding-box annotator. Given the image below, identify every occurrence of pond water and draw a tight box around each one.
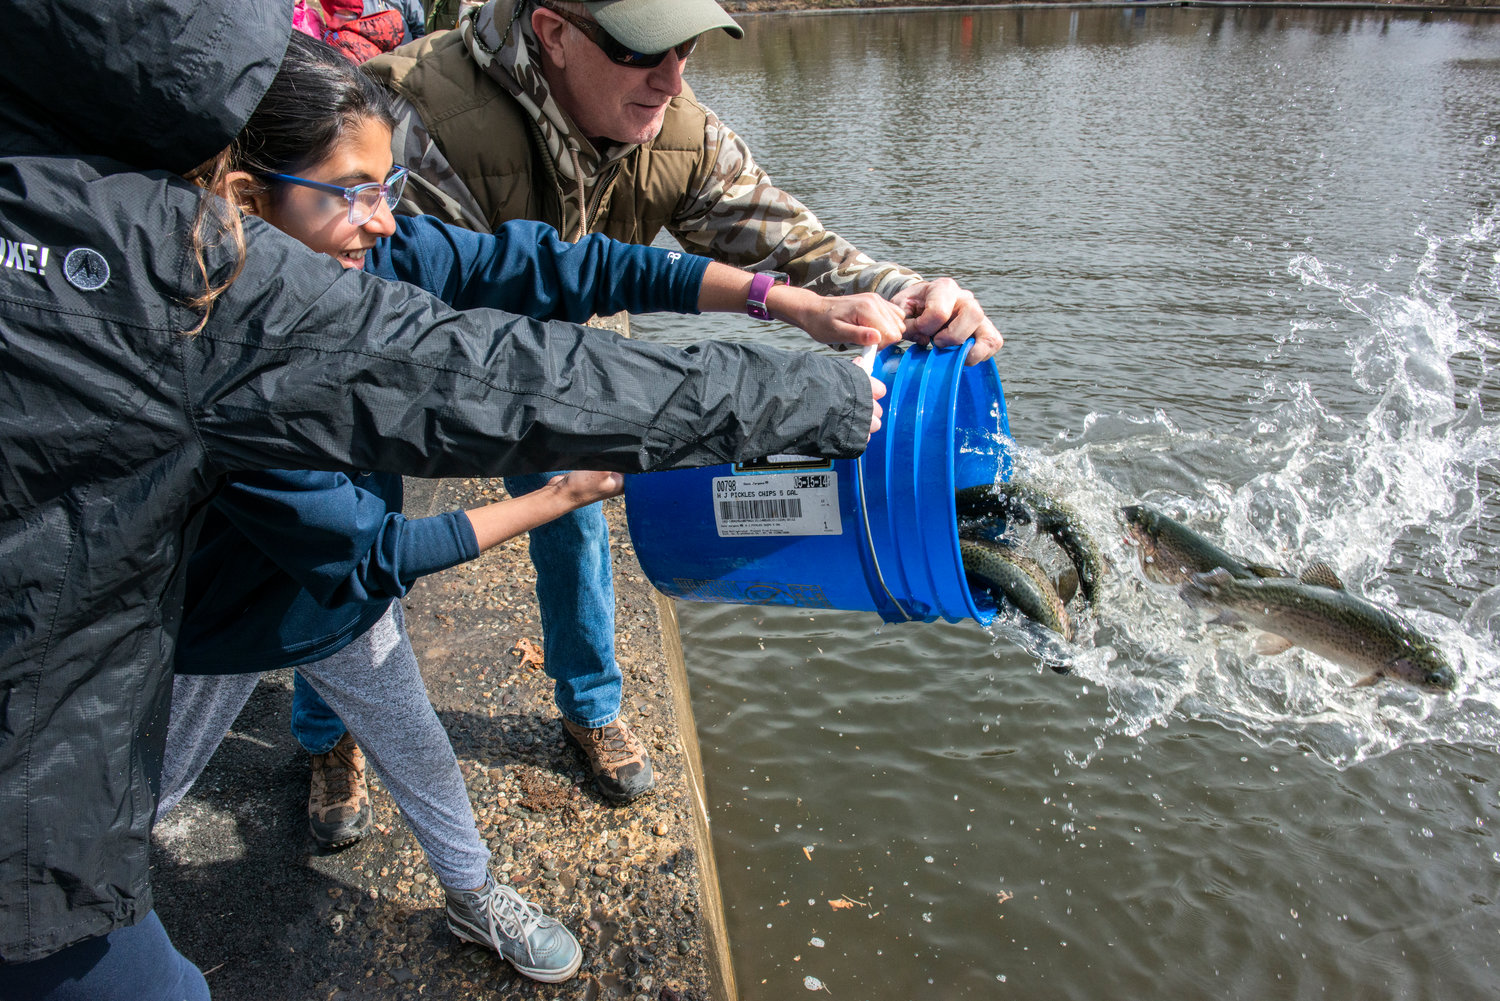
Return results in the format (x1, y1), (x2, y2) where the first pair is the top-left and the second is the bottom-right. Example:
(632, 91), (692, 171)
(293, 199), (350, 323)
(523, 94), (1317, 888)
(629, 5), (1500, 999)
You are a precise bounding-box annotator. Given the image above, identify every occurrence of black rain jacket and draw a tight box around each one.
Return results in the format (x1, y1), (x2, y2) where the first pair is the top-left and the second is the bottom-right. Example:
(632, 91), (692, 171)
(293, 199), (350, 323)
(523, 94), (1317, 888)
(0, 0), (870, 961)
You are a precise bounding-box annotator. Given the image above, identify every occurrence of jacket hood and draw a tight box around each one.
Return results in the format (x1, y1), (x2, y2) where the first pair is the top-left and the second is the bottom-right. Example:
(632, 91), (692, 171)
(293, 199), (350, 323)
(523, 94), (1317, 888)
(0, 0), (291, 173)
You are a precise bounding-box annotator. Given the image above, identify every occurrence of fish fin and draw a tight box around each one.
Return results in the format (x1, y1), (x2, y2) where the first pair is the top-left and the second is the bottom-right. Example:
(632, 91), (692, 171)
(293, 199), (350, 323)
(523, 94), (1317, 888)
(1054, 566), (1080, 606)
(1178, 567), (1235, 609)
(1299, 561), (1345, 589)
(1253, 633), (1295, 656)
(1351, 673), (1381, 688)
(1246, 563), (1291, 579)
(1039, 525), (1105, 605)
(1188, 567), (1238, 591)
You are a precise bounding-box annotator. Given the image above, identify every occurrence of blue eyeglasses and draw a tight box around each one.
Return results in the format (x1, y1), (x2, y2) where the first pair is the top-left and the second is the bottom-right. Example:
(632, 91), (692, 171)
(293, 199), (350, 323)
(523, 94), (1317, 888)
(262, 165), (409, 225)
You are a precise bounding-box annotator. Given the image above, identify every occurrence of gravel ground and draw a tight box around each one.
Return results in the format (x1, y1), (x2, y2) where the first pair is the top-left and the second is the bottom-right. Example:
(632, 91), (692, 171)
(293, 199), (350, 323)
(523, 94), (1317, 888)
(151, 478), (723, 1001)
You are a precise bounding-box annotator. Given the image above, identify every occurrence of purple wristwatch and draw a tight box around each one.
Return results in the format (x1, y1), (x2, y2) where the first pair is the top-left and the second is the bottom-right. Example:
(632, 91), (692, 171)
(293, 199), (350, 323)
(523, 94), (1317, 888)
(746, 270), (789, 320)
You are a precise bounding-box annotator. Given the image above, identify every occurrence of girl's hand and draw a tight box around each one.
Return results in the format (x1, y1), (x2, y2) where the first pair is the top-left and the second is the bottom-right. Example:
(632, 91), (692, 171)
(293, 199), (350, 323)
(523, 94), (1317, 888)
(767, 287), (906, 351)
(547, 469), (625, 507)
(466, 470), (623, 551)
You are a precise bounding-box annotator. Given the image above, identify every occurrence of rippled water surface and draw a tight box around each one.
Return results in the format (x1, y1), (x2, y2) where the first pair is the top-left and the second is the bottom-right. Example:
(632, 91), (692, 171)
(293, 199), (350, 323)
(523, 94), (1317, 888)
(629, 6), (1500, 998)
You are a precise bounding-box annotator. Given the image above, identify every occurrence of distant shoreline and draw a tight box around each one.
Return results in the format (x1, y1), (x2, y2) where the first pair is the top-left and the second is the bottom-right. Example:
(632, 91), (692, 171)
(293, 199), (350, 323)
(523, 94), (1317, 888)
(721, 0), (1498, 13)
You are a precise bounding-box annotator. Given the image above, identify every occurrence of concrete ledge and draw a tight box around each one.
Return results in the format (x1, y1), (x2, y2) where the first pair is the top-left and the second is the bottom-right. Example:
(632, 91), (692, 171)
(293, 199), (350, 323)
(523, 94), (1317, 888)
(654, 593), (738, 1001)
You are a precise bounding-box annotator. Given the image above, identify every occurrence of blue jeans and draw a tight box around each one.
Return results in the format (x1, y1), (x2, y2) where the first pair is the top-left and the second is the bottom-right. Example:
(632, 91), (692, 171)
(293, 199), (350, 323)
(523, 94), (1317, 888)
(290, 472), (622, 749)
(291, 669), (349, 755)
(0, 911), (210, 1001)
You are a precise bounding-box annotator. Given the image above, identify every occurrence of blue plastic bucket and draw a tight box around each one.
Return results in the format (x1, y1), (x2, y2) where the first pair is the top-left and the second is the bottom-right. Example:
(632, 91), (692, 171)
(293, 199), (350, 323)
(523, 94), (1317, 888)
(622, 342), (1011, 623)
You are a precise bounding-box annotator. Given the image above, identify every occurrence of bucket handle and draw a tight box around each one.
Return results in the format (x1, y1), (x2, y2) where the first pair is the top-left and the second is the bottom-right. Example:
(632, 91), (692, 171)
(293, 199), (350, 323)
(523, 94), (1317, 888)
(856, 342), (913, 622)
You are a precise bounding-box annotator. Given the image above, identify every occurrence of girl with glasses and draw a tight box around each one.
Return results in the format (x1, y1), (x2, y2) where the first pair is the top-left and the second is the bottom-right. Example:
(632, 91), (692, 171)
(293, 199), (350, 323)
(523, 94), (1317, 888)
(0, 0), (895, 993)
(162, 30), (902, 985)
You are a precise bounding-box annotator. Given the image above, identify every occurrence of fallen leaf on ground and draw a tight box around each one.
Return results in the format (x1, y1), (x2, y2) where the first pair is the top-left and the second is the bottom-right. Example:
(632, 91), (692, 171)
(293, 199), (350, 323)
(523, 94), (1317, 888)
(511, 637), (544, 669)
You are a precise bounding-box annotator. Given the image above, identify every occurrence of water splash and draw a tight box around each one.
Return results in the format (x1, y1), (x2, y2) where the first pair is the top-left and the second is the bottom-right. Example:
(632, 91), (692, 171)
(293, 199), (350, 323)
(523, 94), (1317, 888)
(990, 211), (1500, 768)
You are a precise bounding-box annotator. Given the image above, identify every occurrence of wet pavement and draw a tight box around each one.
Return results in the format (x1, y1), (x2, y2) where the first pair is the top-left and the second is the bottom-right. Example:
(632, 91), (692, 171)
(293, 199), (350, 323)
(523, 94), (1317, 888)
(151, 478), (729, 1001)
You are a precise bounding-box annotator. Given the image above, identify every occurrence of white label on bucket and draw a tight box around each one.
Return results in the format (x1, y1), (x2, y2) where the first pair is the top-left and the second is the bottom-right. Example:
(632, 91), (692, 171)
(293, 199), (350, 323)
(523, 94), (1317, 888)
(712, 472), (842, 537)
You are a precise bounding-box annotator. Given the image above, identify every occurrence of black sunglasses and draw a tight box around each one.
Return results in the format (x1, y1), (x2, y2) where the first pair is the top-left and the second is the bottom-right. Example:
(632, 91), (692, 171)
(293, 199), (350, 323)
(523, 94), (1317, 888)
(536, 1), (697, 69)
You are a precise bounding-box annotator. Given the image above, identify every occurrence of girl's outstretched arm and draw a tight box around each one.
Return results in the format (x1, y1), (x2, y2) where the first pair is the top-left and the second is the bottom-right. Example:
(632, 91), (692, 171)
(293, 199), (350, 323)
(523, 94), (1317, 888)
(465, 471), (625, 551)
(378, 217), (903, 352)
(695, 262), (907, 351)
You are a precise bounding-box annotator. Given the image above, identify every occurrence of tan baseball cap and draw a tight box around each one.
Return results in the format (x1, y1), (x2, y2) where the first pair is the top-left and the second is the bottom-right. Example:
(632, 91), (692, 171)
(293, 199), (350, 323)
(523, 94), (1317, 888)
(581, 0), (744, 54)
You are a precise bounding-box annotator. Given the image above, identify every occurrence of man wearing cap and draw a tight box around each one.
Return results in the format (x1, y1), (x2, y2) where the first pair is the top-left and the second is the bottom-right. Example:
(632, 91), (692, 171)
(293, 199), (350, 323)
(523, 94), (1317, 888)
(359, 0), (1002, 809)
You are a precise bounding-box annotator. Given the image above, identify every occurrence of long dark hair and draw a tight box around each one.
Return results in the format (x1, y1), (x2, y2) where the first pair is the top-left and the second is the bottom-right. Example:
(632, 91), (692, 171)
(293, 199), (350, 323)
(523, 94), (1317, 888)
(184, 32), (398, 332)
(231, 31), (398, 178)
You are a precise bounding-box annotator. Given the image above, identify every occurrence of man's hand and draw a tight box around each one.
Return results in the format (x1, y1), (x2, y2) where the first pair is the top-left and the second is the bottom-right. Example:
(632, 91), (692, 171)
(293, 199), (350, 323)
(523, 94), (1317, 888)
(888, 278), (1004, 365)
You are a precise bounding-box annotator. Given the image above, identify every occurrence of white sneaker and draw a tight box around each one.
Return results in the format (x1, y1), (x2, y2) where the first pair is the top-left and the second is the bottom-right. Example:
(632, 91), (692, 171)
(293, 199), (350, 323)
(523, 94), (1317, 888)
(444, 873), (582, 983)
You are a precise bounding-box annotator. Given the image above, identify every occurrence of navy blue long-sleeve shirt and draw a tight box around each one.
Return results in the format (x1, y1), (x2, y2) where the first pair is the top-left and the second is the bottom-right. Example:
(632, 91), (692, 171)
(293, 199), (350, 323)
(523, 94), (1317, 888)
(176, 217), (710, 674)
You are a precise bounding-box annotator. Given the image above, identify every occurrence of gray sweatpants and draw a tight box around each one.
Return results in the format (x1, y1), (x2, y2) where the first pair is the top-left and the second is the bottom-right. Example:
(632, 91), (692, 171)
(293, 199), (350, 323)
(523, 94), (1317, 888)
(157, 602), (491, 890)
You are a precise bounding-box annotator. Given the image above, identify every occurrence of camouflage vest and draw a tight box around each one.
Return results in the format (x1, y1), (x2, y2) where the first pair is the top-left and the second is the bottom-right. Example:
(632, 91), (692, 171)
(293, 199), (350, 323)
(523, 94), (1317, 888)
(366, 30), (710, 241)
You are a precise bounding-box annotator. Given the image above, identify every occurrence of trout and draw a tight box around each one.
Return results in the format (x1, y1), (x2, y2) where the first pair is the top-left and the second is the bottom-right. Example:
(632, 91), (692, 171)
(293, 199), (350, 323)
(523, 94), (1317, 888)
(1121, 504), (1287, 585)
(1179, 564), (1457, 693)
(960, 536), (1073, 641)
(957, 481), (1105, 604)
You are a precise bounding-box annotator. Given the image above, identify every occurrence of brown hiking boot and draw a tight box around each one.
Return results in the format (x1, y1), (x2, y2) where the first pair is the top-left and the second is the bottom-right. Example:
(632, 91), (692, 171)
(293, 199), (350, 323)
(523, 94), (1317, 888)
(307, 732), (372, 849)
(561, 717), (655, 804)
